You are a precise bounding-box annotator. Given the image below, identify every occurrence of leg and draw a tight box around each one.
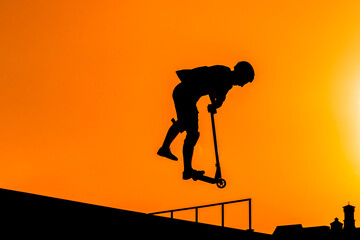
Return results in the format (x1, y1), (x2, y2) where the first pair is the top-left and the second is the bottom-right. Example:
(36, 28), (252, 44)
(161, 119), (180, 149)
(175, 101), (204, 179)
(157, 84), (185, 161)
(182, 130), (199, 171)
(182, 130), (205, 180)
(157, 119), (181, 161)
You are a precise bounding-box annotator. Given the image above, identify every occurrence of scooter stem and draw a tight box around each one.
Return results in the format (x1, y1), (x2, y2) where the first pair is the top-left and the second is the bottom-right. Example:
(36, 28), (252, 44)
(210, 112), (220, 167)
(194, 112), (226, 188)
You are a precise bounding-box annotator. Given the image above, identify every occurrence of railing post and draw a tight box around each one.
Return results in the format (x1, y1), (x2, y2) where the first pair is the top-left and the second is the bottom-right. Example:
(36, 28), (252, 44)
(249, 199), (252, 231)
(221, 204), (224, 227)
(195, 208), (198, 223)
(171, 211), (173, 219)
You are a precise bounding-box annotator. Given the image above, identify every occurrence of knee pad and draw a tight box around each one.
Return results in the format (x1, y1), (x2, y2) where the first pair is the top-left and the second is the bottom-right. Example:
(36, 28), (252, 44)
(184, 131), (200, 147)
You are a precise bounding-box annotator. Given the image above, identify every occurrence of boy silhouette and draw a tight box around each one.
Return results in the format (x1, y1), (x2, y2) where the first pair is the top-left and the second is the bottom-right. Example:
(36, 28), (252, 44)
(158, 61), (255, 180)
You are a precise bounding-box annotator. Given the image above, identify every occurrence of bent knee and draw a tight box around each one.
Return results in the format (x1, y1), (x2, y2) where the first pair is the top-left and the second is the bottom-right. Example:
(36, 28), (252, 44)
(184, 131), (200, 146)
(171, 118), (185, 133)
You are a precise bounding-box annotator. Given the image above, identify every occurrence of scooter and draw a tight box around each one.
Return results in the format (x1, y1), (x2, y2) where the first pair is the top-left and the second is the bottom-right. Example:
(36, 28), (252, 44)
(197, 111), (226, 188)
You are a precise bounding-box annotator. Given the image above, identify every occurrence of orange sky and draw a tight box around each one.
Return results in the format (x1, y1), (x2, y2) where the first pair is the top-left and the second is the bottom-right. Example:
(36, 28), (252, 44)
(1, 0), (360, 233)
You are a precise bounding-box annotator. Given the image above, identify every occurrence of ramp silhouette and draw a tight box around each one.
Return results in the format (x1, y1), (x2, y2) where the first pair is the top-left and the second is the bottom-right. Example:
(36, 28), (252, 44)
(0, 188), (270, 239)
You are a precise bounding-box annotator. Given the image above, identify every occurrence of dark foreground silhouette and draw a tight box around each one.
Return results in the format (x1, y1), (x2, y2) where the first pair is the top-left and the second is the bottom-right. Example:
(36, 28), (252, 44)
(158, 61), (255, 183)
(0, 188), (268, 239)
(0, 188), (359, 239)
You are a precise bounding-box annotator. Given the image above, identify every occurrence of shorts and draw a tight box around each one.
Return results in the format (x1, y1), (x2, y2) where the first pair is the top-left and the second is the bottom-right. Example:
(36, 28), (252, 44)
(172, 83), (199, 133)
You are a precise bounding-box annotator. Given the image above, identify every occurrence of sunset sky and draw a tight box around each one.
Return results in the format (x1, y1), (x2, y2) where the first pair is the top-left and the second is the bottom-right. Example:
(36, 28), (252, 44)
(1, 0), (360, 233)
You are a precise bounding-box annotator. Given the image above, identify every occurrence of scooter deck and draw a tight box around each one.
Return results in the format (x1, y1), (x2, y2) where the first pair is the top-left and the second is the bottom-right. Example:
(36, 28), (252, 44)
(196, 174), (227, 188)
(196, 174), (217, 184)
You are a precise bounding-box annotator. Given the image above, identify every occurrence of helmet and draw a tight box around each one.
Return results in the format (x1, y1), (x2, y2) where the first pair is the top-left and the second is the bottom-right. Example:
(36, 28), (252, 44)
(234, 61), (255, 84)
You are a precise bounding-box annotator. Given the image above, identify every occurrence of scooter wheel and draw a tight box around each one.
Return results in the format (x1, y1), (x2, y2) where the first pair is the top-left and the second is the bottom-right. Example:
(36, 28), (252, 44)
(216, 179), (226, 188)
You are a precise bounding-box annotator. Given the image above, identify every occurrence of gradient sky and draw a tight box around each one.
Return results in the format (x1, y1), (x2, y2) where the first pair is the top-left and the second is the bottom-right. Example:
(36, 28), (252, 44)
(1, 0), (360, 233)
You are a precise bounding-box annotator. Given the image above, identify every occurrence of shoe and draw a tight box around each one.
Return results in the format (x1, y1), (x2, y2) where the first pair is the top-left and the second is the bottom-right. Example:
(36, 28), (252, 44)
(183, 169), (205, 180)
(157, 147), (178, 161)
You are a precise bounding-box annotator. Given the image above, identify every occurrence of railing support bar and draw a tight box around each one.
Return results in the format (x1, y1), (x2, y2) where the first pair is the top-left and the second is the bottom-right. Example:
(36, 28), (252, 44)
(249, 199), (252, 231)
(149, 198), (252, 230)
(195, 208), (198, 223)
(221, 204), (224, 227)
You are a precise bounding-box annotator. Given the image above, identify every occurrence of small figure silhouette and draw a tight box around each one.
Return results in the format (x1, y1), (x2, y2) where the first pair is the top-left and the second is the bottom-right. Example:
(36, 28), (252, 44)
(158, 61), (255, 180)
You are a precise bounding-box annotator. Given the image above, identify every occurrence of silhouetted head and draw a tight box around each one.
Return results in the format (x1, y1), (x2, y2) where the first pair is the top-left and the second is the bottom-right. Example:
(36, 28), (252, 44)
(233, 61), (254, 86)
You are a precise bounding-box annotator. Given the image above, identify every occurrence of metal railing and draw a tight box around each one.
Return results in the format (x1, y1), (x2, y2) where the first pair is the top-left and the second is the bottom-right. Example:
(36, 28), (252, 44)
(149, 198), (252, 230)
